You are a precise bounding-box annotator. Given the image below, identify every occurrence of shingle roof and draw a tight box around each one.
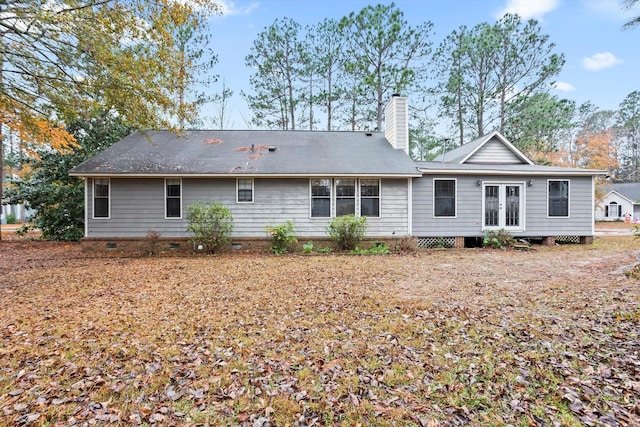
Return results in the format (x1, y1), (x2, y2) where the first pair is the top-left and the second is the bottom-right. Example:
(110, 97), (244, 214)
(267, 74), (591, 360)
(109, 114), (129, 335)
(69, 130), (421, 177)
(611, 182), (640, 203)
(431, 131), (533, 164)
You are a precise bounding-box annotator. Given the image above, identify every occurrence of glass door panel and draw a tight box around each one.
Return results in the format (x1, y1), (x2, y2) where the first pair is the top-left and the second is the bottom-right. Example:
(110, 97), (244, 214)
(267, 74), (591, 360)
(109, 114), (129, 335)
(483, 183), (524, 231)
(505, 185), (520, 227)
(484, 185), (499, 227)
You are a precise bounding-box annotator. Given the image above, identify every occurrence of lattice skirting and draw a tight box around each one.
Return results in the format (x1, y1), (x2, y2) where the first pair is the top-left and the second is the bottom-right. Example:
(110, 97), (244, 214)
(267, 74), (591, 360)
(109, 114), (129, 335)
(416, 236), (457, 248)
(416, 235), (584, 248)
(554, 235), (582, 244)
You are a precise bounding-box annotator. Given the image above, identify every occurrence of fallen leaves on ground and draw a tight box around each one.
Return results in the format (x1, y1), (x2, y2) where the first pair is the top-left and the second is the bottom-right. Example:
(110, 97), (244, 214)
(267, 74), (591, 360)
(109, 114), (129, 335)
(0, 237), (638, 426)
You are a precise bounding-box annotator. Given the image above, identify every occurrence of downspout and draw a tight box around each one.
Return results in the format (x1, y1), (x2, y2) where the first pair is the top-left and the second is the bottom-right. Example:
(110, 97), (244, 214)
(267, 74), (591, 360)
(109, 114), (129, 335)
(407, 177), (413, 236)
(84, 178), (89, 238)
(591, 175), (595, 237)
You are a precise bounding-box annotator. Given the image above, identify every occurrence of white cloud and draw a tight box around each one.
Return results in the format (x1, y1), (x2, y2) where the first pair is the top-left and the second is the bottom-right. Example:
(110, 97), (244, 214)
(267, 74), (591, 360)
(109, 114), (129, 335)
(217, 0), (260, 16)
(552, 81), (576, 92)
(583, 0), (635, 21)
(495, 0), (559, 20)
(582, 52), (622, 70)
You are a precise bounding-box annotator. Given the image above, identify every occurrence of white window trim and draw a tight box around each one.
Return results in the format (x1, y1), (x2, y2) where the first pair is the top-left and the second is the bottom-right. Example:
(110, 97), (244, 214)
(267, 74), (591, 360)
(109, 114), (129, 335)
(360, 178), (381, 218)
(310, 178), (332, 218)
(236, 178), (254, 203)
(309, 178), (382, 219)
(432, 178), (457, 219)
(481, 181), (526, 232)
(547, 179), (570, 218)
(92, 177), (110, 220)
(335, 178), (357, 217)
(165, 177), (182, 219)
(607, 201), (620, 218)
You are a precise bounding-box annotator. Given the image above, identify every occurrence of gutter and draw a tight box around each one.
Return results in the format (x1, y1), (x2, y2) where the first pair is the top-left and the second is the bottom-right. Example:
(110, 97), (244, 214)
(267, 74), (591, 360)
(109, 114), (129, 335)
(417, 168), (607, 177)
(69, 172), (423, 179)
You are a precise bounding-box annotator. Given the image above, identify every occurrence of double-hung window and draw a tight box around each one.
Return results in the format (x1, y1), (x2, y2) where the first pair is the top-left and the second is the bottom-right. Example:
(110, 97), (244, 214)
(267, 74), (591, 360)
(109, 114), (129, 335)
(335, 179), (356, 216)
(311, 178), (381, 218)
(237, 178), (254, 203)
(434, 179), (456, 217)
(360, 179), (380, 217)
(311, 178), (331, 217)
(93, 178), (110, 218)
(165, 178), (182, 218)
(548, 180), (569, 217)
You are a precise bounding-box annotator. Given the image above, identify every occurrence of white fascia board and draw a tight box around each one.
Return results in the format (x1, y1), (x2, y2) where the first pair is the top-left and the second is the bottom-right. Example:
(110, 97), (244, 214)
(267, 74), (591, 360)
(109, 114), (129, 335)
(417, 168), (606, 177)
(69, 172), (423, 178)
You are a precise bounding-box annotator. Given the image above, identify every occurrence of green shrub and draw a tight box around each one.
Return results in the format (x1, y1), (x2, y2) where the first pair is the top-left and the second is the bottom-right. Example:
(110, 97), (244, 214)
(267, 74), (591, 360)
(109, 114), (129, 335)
(350, 241), (390, 255)
(302, 241), (314, 253)
(186, 201), (234, 253)
(327, 215), (367, 251)
(5, 212), (17, 224)
(265, 221), (297, 254)
(483, 229), (515, 249)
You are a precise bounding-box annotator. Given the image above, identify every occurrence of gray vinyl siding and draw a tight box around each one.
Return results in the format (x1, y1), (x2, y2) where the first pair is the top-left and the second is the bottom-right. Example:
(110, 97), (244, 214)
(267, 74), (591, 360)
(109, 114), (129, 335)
(466, 140), (524, 164)
(412, 175), (594, 237)
(85, 177), (410, 238)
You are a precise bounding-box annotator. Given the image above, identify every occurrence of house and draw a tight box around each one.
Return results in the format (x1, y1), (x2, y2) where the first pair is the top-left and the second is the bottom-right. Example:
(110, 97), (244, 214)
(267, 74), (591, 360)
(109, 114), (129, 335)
(595, 182), (640, 222)
(413, 131), (603, 247)
(1, 203), (32, 224)
(69, 96), (605, 250)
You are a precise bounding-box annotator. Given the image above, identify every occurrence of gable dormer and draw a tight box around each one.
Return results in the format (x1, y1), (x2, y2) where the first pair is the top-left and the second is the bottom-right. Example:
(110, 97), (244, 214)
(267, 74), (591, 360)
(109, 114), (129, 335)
(436, 131), (534, 165)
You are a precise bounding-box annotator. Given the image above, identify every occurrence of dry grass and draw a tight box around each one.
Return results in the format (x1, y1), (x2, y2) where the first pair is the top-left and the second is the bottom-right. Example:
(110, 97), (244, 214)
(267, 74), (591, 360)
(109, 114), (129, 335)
(1, 237), (638, 426)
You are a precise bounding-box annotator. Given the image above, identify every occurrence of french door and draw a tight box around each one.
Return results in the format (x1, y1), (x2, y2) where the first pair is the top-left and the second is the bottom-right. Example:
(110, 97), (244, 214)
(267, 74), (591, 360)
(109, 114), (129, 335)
(483, 183), (524, 231)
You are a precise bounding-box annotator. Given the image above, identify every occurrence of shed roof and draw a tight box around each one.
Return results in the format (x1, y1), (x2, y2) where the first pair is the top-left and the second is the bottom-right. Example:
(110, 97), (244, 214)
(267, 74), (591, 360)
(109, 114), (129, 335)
(69, 130), (421, 177)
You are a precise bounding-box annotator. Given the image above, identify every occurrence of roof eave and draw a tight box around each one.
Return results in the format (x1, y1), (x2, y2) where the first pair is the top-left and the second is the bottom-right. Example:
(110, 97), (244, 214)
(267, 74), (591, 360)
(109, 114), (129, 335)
(417, 168), (607, 177)
(69, 172), (422, 178)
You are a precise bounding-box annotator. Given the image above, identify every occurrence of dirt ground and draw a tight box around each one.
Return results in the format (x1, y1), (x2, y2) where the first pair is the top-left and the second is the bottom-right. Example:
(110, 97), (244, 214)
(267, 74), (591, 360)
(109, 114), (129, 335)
(1, 229), (638, 426)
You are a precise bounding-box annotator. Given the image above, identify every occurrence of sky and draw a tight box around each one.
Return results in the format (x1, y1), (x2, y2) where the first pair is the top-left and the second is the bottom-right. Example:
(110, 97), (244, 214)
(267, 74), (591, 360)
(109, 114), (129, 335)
(202, 0), (639, 129)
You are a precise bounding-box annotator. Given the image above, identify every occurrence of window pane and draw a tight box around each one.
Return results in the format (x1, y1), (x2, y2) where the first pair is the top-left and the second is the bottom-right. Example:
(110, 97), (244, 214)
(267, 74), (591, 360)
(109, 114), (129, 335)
(335, 179), (355, 216)
(167, 184), (181, 197)
(360, 179), (379, 197)
(435, 199), (455, 217)
(336, 198), (355, 216)
(311, 179), (331, 196)
(166, 198), (181, 218)
(94, 198), (109, 218)
(312, 198), (330, 217)
(166, 179), (181, 217)
(434, 179), (455, 217)
(549, 180), (568, 217)
(311, 178), (331, 217)
(95, 179), (109, 197)
(238, 179), (253, 202)
(435, 180), (454, 197)
(336, 179), (355, 196)
(361, 198), (380, 217)
(361, 179), (380, 217)
(238, 189), (253, 202)
(94, 179), (109, 218)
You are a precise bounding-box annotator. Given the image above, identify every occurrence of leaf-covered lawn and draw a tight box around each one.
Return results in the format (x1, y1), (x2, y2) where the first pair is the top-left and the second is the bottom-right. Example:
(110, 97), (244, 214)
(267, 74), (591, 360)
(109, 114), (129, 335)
(1, 238), (638, 426)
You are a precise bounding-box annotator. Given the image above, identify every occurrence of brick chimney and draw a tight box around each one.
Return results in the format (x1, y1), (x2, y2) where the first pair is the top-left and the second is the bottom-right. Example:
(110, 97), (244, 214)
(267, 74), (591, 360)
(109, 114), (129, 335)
(384, 94), (409, 154)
